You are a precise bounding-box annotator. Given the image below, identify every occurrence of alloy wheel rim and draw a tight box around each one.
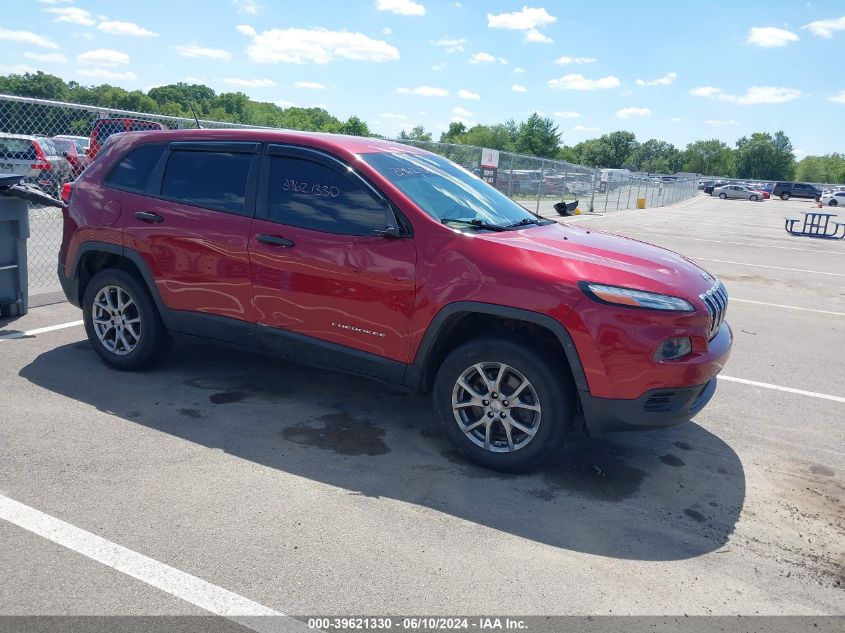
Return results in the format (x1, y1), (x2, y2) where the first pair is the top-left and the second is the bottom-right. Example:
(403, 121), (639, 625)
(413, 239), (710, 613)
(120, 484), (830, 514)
(451, 362), (541, 453)
(92, 285), (141, 356)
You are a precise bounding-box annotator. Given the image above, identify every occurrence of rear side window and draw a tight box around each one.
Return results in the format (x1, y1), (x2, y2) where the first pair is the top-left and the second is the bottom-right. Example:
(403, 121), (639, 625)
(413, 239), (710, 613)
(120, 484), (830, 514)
(0, 138), (36, 160)
(160, 150), (252, 214)
(264, 156), (386, 235)
(96, 121), (126, 144)
(104, 144), (165, 193)
(130, 121), (162, 132)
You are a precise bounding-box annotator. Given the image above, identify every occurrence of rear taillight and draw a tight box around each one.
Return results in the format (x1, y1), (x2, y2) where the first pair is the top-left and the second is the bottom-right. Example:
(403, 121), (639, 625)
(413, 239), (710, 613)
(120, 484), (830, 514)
(31, 142), (51, 170)
(61, 182), (73, 203)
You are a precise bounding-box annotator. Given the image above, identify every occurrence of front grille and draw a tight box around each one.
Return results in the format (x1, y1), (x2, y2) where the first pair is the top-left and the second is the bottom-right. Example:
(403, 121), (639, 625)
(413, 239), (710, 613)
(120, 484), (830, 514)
(700, 280), (728, 340)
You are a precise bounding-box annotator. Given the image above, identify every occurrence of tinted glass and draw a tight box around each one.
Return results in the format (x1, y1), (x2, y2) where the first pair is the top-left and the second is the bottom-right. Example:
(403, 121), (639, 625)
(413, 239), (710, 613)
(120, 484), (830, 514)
(105, 144), (165, 193)
(265, 156), (386, 235)
(161, 150), (252, 214)
(36, 138), (60, 156)
(363, 151), (542, 228)
(0, 138), (36, 160)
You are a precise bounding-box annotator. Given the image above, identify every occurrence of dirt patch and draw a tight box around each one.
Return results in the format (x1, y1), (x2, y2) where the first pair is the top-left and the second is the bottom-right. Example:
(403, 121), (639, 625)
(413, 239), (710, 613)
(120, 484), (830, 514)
(282, 412), (389, 456)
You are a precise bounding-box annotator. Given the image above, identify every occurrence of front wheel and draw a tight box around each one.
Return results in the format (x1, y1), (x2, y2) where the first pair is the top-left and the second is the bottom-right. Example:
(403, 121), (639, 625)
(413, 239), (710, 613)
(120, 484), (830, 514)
(719, 192), (727, 199)
(829, 199), (838, 207)
(82, 269), (171, 370)
(781, 192), (790, 200)
(750, 194), (758, 201)
(433, 335), (574, 472)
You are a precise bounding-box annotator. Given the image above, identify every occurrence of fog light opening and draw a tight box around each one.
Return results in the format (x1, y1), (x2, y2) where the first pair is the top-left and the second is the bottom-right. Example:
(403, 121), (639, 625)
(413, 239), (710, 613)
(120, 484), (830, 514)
(654, 336), (692, 361)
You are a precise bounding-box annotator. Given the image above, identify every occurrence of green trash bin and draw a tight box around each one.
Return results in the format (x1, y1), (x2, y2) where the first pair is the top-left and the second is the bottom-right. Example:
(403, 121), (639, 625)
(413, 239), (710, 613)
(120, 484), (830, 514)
(0, 173), (63, 318)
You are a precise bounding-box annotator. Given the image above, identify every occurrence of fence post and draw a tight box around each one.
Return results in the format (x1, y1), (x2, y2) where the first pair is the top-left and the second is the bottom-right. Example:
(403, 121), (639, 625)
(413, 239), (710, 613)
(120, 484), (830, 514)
(615, 173), (624, 210)
(537, 158), (545, 213)
(507, 154), (514, 198)
(626, 175), (633, 209)
(589, 169), (597, 212)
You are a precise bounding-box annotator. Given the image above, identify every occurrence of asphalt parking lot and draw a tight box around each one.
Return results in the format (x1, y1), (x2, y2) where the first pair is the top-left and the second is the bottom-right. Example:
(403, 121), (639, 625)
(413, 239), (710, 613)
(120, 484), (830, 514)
(1, 193), (843, 627)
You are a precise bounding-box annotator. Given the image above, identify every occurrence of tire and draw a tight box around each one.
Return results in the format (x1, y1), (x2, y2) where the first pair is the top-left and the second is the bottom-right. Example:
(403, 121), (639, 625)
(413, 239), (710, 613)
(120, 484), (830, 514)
(750, 194), (758, 201)
(830, 199), (839, 207)
(432, 334), (574, 472)
(781, 192), (790, 200)
(82, 269), (171, 370)
(719, 192), (727, 199)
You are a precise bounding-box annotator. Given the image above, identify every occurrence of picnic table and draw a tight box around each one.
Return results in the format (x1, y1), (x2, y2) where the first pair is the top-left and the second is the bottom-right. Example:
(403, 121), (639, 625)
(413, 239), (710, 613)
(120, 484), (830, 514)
(784, 210), (845, 239)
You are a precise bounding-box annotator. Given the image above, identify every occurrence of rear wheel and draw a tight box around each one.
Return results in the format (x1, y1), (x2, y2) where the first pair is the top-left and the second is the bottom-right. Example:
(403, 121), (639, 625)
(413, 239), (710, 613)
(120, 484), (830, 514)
(781, 192), (790, 200)
(82, 269), (171, 370)
(719, 192), (727, 199)
(433, 335), (574, 472)
(830, 199), (839, 207)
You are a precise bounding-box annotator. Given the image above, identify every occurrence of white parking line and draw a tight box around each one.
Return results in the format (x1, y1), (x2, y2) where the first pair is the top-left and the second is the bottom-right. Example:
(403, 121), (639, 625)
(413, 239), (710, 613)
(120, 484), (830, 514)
(730, 298), (845, 317)
(0, 494), (307, 633)
(693, 258), (845, 277)
(0, 320), (84, 341)
(719, 375), (845, 404)
(605, 232), (845, 255)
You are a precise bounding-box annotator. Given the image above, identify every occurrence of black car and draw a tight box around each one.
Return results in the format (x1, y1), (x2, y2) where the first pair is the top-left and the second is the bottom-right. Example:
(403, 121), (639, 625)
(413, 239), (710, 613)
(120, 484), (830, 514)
(772, 182), (822, 201)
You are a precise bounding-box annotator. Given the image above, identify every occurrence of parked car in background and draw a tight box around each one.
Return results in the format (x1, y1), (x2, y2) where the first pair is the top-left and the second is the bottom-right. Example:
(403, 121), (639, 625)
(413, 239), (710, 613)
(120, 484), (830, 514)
(51, 136), (91, 177)
(88, 118), (167, 159)
(820, 190), (845, 206)
(0, 133), (72, 197)
(772, 181), (822, 201)
(58, 128), (732, 472)
(750, 187), (770, 199)
(55, 134), (91, 154)
(704, 181), (728, 194)
(713, 185), (764, 201)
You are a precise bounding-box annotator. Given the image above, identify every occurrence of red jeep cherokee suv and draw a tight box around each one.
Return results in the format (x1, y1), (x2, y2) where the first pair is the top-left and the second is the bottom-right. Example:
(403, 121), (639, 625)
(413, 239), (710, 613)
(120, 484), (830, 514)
(58, 129), (731, 471)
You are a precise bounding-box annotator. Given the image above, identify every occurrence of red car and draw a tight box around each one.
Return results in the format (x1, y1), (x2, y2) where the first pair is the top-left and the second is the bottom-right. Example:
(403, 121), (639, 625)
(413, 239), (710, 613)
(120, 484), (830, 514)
(87, 117), (166, 160)
(58, 129), (732, 471)
(51, 137), (91, 177)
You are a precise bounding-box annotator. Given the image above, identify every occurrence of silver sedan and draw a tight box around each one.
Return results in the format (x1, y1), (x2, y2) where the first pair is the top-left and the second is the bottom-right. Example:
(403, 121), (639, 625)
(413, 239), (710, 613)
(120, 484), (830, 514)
(713, 184), (763, 201)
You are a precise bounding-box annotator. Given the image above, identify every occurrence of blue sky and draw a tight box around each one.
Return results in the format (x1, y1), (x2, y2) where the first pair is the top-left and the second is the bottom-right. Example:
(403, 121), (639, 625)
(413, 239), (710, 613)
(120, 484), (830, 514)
(2, 0), (844, 156)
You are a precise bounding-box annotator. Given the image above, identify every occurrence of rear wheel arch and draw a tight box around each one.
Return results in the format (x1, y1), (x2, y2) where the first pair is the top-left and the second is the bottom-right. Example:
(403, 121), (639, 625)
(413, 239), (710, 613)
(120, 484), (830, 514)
(407, 302), (588, 395)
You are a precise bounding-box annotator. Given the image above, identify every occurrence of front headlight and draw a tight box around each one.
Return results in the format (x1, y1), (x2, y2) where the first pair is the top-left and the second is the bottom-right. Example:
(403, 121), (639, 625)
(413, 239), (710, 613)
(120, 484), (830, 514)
(579, 282), (695, 312)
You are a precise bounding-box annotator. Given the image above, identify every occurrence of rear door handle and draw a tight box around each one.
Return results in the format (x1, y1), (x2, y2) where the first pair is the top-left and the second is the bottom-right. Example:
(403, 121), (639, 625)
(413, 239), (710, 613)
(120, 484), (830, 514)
(257, 234), (295, 248)
(134, 211), (164, 223)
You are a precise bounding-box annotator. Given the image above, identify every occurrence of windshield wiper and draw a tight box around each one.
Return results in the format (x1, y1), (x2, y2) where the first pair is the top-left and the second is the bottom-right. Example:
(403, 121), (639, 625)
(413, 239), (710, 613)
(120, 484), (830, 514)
(506, 218), (544, 228)
(441, 218), (508, 232)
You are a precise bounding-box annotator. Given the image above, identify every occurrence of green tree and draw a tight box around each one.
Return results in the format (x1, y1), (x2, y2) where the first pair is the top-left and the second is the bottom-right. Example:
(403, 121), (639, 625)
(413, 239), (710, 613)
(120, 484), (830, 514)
(795, 154), (845, 184)
(682, 139), (735, 176)
(338, 115), (370, 137)
(734, 131), (795, 180)
(630, 139), (682, 173)
(514, 113), (561, 158)
(440, 121), (467, 143)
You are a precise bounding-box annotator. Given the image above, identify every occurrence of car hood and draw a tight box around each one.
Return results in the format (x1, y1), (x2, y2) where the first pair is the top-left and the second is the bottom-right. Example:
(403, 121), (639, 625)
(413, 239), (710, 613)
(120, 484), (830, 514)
(479, 221), (717, 297)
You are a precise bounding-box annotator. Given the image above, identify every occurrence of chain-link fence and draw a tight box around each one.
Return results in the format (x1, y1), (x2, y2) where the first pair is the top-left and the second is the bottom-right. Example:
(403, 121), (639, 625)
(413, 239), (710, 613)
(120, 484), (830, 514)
(0, 93), (699, 298)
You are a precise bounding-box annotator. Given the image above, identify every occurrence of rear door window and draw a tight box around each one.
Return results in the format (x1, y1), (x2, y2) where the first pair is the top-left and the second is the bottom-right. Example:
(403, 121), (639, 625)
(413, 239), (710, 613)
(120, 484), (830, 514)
(0, 138), (36, 161)
(160, 149), (253, 215)
(263, 155), (386, 235)
(104, 144), (166, 193)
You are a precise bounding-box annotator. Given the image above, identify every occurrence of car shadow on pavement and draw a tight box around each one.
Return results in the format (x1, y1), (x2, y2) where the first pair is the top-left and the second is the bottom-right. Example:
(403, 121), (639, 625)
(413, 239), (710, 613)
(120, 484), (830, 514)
(21, 341), (746, 562)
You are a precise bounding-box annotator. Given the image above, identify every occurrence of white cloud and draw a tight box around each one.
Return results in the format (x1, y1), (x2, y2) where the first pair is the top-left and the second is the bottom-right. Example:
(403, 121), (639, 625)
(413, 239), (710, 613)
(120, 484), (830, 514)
(434, 38), (465, 53)
(487, 6), (556, 29)
(469, 52), (495, 64)
(0, 28), (59, 49)
(380, 112), (408, 119)
(457, 88), (479, 100)
(233, 0), (260, 14)
(375, 0), (426, 16)
(554, 111), (580, 118)
(98, 21), (158, 37)
(24, 52), (68, 63)
(176, 45), (232, 60)
(431, 63), (446, 71)
(397, 86), (448, 97)
(670, 117), (682, 122)
(511, 83), (528, 92)
(689, 86), (722, 97)
(704, 119), (739, 127)
(487, 6), (556, 43)
(452, 107), (473, 116)
(293, 81), (326, 89)
(573, 125), (600, 132)
(802, 15), (845, 38)
(635, 71), (677, 86)
(77, 49), (129, 66)
(236, 24), (257, 36)
(37, 0), (73, 3)
(548, 73), (620, 90)
(513, 67), (525, 74)
(0, 64), (38, 74)
(382, 27), (392, 35)
(555, 56), (596, 65)
(46, 7), (95, 26)
(793, 148), (807, 158)
(829, 90), (845, 104)
(76, 68), (138, 81)
(274, 100), (297, 108)
(616, 107), (651, 119)
(221, 77), (275, 87)
(746, 26), (799, 47)
(725, 86), (801, 105)
(239, 27), (400, 64)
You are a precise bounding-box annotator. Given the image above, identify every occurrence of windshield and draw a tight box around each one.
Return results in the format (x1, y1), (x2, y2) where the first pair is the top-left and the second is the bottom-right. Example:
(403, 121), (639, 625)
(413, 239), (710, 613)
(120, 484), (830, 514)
(362, 151), (547, 229)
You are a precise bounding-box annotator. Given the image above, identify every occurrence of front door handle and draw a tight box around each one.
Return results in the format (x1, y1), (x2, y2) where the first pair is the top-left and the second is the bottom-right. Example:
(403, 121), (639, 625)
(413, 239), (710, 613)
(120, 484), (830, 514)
(257, 234), (295, 248)
(134, 211), (164, 224)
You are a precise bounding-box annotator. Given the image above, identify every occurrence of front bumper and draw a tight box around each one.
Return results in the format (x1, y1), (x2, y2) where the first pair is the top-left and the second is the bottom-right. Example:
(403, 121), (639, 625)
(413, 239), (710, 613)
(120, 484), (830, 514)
(580, 376), (718, 434)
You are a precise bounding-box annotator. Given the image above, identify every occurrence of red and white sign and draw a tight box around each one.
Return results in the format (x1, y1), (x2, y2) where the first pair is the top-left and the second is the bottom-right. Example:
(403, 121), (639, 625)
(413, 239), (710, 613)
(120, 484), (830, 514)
(480, 148), (500, 169)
